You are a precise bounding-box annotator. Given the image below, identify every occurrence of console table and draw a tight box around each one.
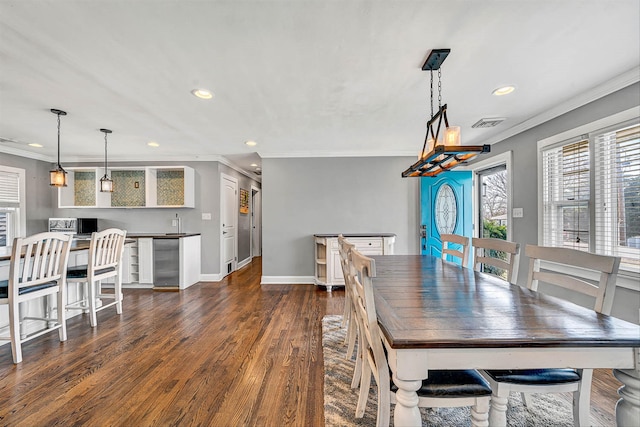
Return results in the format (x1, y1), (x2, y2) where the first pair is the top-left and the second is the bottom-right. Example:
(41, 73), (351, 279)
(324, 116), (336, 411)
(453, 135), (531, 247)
(313, 233), (395, 291)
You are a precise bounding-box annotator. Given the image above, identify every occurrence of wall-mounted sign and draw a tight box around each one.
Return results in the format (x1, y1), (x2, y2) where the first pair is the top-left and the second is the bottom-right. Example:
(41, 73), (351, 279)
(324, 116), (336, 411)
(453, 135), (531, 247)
(240, 188), (249, 214)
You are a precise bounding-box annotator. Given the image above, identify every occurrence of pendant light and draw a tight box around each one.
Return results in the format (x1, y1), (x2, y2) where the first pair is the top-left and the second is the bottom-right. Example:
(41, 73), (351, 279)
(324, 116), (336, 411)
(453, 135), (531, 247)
(99, 128), (113, 192)
(49, 108), (68, 187)
(402, 49), (490, 178)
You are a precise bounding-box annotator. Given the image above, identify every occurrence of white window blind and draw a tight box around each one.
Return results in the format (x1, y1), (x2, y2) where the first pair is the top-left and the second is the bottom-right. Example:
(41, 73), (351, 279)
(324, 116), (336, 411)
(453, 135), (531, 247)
(0, 170), (20, 207)
(594, 124), (640, 272)
(542, 138), (590, 251)
(541, 120), (640, 273)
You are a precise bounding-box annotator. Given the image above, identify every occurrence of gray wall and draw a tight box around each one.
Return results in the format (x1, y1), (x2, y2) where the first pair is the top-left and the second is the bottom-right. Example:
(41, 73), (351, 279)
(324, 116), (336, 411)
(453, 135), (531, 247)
(262, 156), (420, 277)
(0, 152), (55, 234)
(469, 82), (640, 323)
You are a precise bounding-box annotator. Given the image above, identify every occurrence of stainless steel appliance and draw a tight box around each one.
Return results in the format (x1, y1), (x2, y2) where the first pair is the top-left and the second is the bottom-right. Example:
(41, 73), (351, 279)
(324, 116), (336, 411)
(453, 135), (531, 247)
(153, 239), (180, 287)
(48, 218), (77, 234)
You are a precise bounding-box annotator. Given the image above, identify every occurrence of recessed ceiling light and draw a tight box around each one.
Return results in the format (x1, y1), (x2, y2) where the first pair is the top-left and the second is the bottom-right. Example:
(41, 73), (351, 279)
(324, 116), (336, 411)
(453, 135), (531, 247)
(28, 143), (43, 148)
(191, 88), (213, 99)
(147, 141), (160, 147)
(492, 85), (516, 96)
(250, 163), (258, 167)
(245, 140), (257, 147)
(256, 167), (261, 171)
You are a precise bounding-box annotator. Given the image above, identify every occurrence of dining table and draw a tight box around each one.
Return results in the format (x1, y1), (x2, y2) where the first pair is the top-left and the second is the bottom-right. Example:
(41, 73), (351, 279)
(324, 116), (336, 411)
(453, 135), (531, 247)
(371, 254), (640, 427)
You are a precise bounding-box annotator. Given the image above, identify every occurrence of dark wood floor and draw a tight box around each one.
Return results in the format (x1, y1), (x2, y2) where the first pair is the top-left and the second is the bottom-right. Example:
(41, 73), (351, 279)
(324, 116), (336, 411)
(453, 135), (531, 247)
(0, 257), (621, 426)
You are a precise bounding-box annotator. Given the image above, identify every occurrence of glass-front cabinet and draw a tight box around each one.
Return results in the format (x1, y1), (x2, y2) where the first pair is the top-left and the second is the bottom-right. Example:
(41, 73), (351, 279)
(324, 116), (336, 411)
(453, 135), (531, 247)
(58, 166), (195, 208)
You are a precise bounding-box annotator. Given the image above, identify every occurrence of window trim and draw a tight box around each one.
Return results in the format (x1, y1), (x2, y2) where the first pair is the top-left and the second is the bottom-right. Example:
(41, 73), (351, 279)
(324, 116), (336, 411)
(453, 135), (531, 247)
(537, 106), (640, 291)
(0, 165), (26, 245)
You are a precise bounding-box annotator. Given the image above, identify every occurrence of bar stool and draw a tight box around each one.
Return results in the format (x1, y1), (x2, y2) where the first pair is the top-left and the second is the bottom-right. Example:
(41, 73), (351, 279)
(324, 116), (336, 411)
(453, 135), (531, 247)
(66, 228), (127, 327)
(0, 232), (72, 363)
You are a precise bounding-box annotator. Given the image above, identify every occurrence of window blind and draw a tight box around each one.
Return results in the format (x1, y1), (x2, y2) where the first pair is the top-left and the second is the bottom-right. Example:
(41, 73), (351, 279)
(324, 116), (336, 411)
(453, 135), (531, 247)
(594, 124), (640, 272)
(0, 170), (20, 207)
(542, 138), (590, 251)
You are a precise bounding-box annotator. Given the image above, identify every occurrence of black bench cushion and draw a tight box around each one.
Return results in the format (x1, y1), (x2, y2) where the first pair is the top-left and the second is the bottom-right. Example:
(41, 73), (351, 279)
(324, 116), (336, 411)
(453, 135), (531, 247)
(67, 265), (116, 279)
(0, 279), (58, 298)
(391, 369), (492, 398)
(484, 368), (581, 385)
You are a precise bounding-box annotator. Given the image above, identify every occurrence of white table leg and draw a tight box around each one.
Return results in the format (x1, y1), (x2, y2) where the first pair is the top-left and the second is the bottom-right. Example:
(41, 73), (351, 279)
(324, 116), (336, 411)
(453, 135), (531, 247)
(489, 393), (508, 426)
(614, 366), (640, 426)
(392, 376), (422, 426)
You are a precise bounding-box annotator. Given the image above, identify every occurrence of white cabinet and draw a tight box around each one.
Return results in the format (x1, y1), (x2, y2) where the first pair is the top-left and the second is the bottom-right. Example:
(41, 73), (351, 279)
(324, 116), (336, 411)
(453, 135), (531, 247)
(137, 238), (154, 284)
(313, 234), (395, 291)
(58, 166), (195, 208)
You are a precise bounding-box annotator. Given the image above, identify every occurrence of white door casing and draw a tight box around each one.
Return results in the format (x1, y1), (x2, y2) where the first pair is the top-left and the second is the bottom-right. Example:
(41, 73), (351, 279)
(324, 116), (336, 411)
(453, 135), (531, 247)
(220, 174), (238, 277)
(251, 185), (261, 257)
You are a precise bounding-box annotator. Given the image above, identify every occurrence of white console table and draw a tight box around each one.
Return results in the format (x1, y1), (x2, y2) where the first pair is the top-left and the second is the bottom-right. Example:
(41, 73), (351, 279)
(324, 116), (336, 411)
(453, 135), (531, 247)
(313, 233), (396, 291)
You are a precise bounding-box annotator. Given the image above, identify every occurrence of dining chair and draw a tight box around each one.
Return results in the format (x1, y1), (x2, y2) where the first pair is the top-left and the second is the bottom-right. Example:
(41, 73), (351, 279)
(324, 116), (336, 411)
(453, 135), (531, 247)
(481, 244), (621, 427)
(440, 233), (470, 267)
(349, 248), (492, 427)
(65, 228), (127, 327)
(0, 232), (72, 363)
(471, 237), (520, 284)
(337, 234), (361, 389)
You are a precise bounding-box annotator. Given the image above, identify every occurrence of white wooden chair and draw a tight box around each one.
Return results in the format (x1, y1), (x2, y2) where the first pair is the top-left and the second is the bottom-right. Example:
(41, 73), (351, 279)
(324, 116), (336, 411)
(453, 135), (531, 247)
(350, 248), (492, 427)
(338, 234), (361, 389)
(481, 244), (621, 427)
(472, 237), (520, 284)
(66, 228), (127, 327)
(0, 232), (72, 363)
(440, 233), (470, 267)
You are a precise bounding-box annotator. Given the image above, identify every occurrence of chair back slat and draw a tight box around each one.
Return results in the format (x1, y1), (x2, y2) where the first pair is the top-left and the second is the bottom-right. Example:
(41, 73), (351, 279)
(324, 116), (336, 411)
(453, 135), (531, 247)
(525, 244), (620, 315)
(472, 237), (520, 284)
(10, 232), (72, 292)
(441, 234), (470, 267)
(88, 228), (127, 273)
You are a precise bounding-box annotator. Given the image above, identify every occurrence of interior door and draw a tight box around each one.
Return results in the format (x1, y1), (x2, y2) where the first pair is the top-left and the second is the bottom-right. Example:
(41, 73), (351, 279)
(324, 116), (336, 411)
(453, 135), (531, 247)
(221, 175), (237, 276)
(420, 171), (473, 266)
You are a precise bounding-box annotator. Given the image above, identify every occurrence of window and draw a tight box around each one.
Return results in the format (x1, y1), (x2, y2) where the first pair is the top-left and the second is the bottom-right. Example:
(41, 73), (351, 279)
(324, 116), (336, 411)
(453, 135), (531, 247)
(0, 166), (25, 247)
(541, 120), (640, 273)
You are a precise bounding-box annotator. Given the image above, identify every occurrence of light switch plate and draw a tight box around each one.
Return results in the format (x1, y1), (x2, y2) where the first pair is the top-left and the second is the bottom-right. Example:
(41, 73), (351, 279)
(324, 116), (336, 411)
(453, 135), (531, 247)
(202, 213), (212, 220)
(513, 208), (524, 218)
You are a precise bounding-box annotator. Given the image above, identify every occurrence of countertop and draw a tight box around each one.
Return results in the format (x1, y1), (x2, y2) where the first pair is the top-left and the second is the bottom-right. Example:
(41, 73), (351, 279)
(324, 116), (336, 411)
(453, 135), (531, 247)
(126, 233), (201, 239)
(1, 238), (137, 262)
(313, 233), (396, 238)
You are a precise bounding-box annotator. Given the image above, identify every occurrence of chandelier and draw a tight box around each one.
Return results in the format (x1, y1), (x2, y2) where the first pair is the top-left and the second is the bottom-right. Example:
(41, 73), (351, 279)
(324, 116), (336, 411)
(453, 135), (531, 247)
(402, 49), (490, 178)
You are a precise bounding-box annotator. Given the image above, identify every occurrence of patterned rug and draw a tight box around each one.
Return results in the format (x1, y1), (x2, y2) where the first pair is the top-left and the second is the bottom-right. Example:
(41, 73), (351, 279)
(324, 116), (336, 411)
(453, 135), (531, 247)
(322, 315), (583, 427)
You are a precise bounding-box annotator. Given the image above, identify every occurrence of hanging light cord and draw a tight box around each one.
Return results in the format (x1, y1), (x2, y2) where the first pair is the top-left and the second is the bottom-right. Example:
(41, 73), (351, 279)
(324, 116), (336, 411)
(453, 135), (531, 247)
(104, 132), (108, 176)
(438, 67), (442, 109)
(56, 112), (61, 167)
(430, 70), (434, 119)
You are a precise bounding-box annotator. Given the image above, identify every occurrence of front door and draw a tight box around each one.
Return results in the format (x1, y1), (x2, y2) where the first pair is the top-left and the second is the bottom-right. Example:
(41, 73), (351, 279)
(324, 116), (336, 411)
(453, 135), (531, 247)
(221, 175), (237, 276)
(420, 171), (473, 266)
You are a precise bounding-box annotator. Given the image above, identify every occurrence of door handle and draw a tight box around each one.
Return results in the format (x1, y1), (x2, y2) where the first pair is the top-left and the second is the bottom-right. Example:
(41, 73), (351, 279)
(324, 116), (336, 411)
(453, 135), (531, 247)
(223, 231), (228, 234)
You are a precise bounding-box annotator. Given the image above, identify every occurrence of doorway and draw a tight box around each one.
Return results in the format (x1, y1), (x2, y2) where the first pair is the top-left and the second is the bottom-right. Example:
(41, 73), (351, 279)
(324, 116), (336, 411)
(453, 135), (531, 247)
(478, 165), (508, 239)
(220, 174), (238, 277)
(251, 185), (261, 257)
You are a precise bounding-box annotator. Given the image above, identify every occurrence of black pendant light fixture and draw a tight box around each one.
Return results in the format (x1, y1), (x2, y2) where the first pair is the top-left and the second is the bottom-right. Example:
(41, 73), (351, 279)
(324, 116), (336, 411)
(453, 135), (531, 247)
(99, 128), (113, 192)
(402, 49), (490, 178)
(49, 108), (68, 187)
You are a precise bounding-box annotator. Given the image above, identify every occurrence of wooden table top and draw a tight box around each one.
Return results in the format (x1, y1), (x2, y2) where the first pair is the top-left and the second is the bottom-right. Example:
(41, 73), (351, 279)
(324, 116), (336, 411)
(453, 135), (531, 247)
(371, 255), (640, 350)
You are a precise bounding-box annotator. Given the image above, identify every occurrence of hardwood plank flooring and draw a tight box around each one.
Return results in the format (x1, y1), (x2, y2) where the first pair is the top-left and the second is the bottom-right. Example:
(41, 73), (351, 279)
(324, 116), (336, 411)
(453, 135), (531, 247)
(0, 257), (622, 426)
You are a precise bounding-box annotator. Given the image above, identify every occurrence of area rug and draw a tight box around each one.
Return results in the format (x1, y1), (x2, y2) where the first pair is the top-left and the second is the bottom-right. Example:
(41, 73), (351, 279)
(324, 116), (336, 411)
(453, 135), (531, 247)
(322, 315), (586, 427)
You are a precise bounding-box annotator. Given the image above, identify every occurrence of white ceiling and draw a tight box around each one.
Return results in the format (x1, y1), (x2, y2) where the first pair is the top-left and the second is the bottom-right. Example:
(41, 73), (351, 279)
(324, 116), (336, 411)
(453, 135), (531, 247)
(1, 0), (639, 176)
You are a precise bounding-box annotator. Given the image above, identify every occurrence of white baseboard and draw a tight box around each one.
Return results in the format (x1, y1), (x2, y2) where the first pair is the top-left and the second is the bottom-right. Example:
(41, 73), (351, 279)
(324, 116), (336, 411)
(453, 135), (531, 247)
(260, 276), (315, 285)
(237, 257), (251, 270)
(200, 273), (223, 282)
